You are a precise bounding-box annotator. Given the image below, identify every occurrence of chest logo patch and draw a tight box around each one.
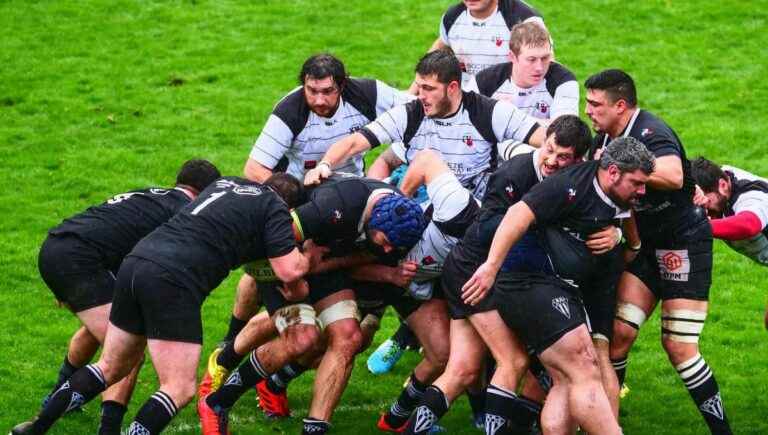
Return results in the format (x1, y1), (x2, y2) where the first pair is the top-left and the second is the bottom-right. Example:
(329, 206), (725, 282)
(552, 296), (571, 319)
(536, 101), (549, 114)
(331, 209), (343, 224)
(493, 36), (504, 47)
(567, 188), (577, 203)
(641, 128), (654, 137)
(463, 134), (474, 147)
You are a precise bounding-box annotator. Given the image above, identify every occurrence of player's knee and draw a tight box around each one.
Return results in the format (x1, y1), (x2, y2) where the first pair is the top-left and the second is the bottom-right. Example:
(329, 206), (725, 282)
(447, 359), (481, 389)
(540, 413), (568, 435)
(660, 308), (705, 362)
(611, 318), (639, 351)
(286, 324), (321, 357)
(661, 337), (698, 364)
(161, 379), (197, 408)
(328, 320), (363, 357)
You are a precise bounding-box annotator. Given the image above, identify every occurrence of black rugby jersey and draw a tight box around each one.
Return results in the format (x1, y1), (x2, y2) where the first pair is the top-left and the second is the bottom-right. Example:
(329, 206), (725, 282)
(522, 160), (630, 284)
(590, 110), (699, 238)
(294, 175), (397, 248)
(129, 177), (296, 295)
(50, 187), (192, 271)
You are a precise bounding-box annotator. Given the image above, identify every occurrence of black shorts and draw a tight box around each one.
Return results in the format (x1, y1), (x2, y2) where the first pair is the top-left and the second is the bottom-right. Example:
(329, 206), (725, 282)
(261, 270), (351, 316)
(627, 218), (713, 301)
(38, 234), (116, 312)
(580, 249), (622, 342)
(353, 280), (423, 320)
(495, 274), (586, 355)
(442, 251), (496, 320)
(110, 256), (205, 344)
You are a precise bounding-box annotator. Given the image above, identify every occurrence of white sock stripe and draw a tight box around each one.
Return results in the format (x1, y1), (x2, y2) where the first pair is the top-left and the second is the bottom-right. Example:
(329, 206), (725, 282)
(152, 391), (177, 416)
(85, 364), (106, 386)
(406, 382), (425, 398)
(612, 359), (628, 369)
(390, 403), (410, 417)
(487, 384), (517, 399)
(675, 353), (703, 373)
(249, 352), (269, 379)
(686, 367), (713, 390)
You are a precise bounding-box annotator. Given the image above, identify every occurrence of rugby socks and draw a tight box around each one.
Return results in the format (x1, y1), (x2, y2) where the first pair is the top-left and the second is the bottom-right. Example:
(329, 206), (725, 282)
(529, 357), (553, 393)
(207, 351), (269, 410)
(509, 395), (542, 434)
(392, 321), (419, 349)
(385, 372), (429, 428)
(128, 391), (177, 435)
(216, 340), (246, 371)
(302, 417), (331, 434)
(34, 364), (107, 432)
(405, 386), (449, 435)
(612, 356), (629, 386)
(676, 354), (733, 435)
(98, 400), (127, 435)
(266, 362), (308, 394)
(466, 389), (486, 420)
(42, 355), (81, 407)
(223, 315), (248, 343)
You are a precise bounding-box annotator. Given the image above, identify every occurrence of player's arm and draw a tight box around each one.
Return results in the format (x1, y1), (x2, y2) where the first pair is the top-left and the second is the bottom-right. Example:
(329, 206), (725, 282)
(550, 80), (579, 119)
(367, 147), (404, 181)
(349, 261), (418, 288)
(398, 149), (450, 197)
(493, 101), (546, 148)
(647, 154), (684, 190)
(312, 250), (377, 274)
(244, 158), (274, 183)
(247, 113), (295, 182)
(461, 201), (536, 305)
(304, 132), (373, 185)
(710, 212), (764, 241)
(268, 248), (310, 299)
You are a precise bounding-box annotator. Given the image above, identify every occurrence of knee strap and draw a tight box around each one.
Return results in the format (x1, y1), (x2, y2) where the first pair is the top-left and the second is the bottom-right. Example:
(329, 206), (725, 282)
(318, 300), (360, 329)
(615, 302), (648, 330)
(662, 309), (706, 344)
(274, 303), (318, 334)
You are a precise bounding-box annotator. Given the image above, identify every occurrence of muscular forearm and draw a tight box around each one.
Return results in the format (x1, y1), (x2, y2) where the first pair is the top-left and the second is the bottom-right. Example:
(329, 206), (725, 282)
(322, 132), (372, 168)
(711, 211), (764, 241)
(349, 264), (397, 284)
(313, 252), (375, 274)
(647, 155), (683, 190)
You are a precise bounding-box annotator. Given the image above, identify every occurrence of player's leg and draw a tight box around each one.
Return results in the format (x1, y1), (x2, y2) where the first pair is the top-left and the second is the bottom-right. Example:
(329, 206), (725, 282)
(223, 273), (261, 344)
(404, 318), (487, 435)
(538, 365), (574, 435)
(304, 289), (363, 434)
(367, 320), (419, 374)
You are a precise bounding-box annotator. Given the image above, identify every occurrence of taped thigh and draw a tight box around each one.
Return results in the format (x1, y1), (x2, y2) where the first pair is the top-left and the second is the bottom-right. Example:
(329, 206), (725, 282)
(317, 299), (361, 329)
(273, 303), (318, 334)
(661, 309), (706, 343)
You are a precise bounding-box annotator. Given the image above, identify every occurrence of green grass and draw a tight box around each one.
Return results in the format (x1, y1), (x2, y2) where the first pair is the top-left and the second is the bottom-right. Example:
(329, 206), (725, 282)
(1, 0), (767, 433)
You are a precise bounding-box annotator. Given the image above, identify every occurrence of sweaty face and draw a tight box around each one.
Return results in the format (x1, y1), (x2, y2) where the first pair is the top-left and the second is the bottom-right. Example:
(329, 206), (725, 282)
(607, 168), (649, 209)
(464, 0), (497, 17)
(510, 43), (553, 88)
(585, 89), (621, 134)
(304, 76), (341, 118)
(537, 134), (579, 178)
(415, 74), (455, 118)
(702, 178), (731, 217)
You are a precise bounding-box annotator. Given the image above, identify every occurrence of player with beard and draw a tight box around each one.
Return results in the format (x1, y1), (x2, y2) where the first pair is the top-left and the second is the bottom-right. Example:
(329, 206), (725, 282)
(198, 175), (426, 435)
(17, 160), (219, 435)
(586, 70), (733, 435)
(692, 158), (768, 328)
(12, 174), (320, 435)
(461, 137), (653, 435)
(205, 53), (415, 403)
(398, 115), (597, 435)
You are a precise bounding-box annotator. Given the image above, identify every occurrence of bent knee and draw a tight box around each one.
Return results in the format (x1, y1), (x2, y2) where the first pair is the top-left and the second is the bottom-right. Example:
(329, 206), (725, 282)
(286, 325), (321, 357)
(328, 322), (363, 357)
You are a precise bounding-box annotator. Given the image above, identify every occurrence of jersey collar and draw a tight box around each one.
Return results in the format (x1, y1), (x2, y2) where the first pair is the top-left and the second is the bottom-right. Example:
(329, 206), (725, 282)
(592, 177), (631, 219)
(531, 149), (544, 182)
(602, 108), (641, 146)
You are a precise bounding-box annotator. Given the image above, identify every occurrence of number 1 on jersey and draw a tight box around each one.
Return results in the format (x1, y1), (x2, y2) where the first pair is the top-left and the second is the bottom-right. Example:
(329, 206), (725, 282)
(191, 191), (227, 215)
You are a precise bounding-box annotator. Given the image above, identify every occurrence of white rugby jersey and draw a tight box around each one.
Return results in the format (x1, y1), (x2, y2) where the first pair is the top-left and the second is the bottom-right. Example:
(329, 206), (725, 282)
(249, 78), (413, 179)
(722, 165), (768, 265)
(439, 0), (543, 87)
(360, 91), (540, 197)
(465, 62), (578, 119)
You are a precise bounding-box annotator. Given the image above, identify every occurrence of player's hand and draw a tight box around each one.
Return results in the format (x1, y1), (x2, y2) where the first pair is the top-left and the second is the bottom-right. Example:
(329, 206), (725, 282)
(281, 279), (309, 302)
(304, 163), (333, 186)
(388, 261), (418, 288)
(593, 146), (605, 161)
(303, 240), (330, 273)
(461, 261), (498, 306)
(693, 184), (708, 207)
(587, 226), (621, 254)
(623, 246), (639, 265)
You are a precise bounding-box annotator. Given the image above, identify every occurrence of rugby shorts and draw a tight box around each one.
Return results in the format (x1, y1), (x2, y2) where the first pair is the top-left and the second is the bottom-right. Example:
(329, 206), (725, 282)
(442, 251), (496, 320)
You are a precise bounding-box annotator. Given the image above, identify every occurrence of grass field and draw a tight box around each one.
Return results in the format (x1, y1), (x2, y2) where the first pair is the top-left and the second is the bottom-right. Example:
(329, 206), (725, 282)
(1, 0), (767, 433)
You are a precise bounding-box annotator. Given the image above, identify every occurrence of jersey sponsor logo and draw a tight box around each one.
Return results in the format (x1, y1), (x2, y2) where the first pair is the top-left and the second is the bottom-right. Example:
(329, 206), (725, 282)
(233, 185), (264, 196)
(304, 160), (317, 169)
(552, 296), (571, 319)
(446, 161), (466, 174)
(536, 100), (550, 114)
(434, 119), (453, 126)
(324, 120), (337, 126)
(641, 127), (654, 137)
(413, 405), (437, 433)
(349, 124), (363, 134)
(699, 393), (724, 420)
(472, 21), (486, 27)
(463, 134), (474, 147)
(655, 249), (690, 281)
(107, 192), (144, 204)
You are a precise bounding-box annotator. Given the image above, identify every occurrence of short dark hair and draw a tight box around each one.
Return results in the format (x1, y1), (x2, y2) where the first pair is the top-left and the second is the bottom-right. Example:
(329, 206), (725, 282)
(545, 115), (592, 159)
(599, 137), (655, 175)
(691, 157), (725, 193)
(176, 159), (220, 193)
(265, 173), (305, 208)
(299, 53), (347, 88)
(415, 49), (461, 85)
(584, 69), (637, 107)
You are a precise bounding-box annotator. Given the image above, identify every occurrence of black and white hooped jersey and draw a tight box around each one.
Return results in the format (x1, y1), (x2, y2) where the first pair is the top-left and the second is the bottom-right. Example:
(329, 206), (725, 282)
(590, 109), (699, 239)
(360, 91), (540, 190)
(440, 0), (543, 86)
(50, 187), (192, 271)
(722, 165), (768, 265)
(294, 175), (398, 248)
(465, 62), (578, 120)
(249, 78), (413, 179)
(129, 177), (297, 295)
(521, 161), (630, 284)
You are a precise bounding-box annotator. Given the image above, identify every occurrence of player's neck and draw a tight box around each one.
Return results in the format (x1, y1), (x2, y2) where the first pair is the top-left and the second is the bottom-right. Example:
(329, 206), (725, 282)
(608, 108), (638, 138)
(469, 1), (498, 20)
(510, 66), (535, 89)
(175, 184), (199, 200)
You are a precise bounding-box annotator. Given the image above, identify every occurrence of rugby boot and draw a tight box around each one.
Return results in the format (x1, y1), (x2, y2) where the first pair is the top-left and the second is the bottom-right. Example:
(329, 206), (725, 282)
(377, 413), (407, 433)
(367, 338), (406, 375)
(198, 348), (230, 398)
(198, 394), (230, 435)
(256, 379), (290, 418)
(9, 418), (39, 435)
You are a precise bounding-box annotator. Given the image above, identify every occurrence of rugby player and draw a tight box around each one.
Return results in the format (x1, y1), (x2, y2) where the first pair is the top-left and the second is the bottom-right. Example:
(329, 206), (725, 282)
(12, 174), (318, 435)
(692, 158), (768, 328)
(197, 176), (426, 435)
(400, 115), (597, 435)
(26, 159), (219, 435)
(586, 69), (734, 434)
(215, 53), (414, 355)
(462, 137), (654, 435)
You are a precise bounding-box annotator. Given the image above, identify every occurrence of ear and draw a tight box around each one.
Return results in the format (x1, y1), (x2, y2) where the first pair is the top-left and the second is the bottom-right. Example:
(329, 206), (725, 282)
(614, 98), (628, 114)
(508, 51), (517, 64)
(448, 80), (461, 94)
(718, 177), (730, 197)
(608, 164), (621, 182)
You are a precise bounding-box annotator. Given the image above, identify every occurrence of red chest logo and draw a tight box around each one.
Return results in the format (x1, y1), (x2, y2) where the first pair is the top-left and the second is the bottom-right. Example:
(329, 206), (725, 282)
(463, 134), (474, 146)
(494, 36), (504, 47)
(422, 256), (435, 265)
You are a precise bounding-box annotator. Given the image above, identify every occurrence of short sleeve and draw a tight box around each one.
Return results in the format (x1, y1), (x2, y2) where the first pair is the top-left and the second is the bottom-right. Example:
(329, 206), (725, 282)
(375, 80), (415, 116)
(361, 104), (409, 148)
(521, 174), (572, 225)
(491, 101), (540, 143)
(250, 114), (295, 169)
(263, 197), (298, 258)
(734, 192), (768, 230)
(439, 14), (450, 45)
(550, 81), (579, 119)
